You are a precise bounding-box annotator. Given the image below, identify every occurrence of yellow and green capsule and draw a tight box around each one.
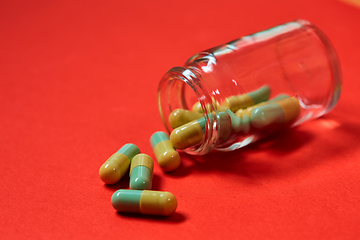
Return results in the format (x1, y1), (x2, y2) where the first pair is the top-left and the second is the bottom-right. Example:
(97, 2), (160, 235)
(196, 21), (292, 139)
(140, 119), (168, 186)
(170, 112), (231, 150)
(228, 94), (291, 134)
(250, 96), (300, 128)
(191, 97), (220, 113)
(192, 101), (210, 113)
(220, 85), (271, 112)
(129, 154), (154, 190)
(99, 144), (140, 185)
(168, 108), (203, 129)
(170, 114), (209, 150)
(150, 131), (181, 172)
(111, 189), (177, 216)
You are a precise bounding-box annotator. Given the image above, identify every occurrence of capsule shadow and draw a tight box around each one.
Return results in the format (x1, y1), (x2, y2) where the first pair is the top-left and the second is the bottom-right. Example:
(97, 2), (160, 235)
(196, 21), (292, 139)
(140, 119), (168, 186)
(103, 176), (130, 191)
(116, 211), (187, 223)
(163, 152), (194, 178)
(149, 173), (162, 191)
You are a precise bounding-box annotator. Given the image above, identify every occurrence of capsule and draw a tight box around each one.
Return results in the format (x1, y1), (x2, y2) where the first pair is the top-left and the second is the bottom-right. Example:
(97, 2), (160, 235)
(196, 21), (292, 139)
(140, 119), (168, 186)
(215, 112), (232, 144)
(111, 189), (177, 216)
(227, 94), (291, 134)
(129, 154), (153, 190)
(150, 131), (181, 172)
(191, 101), (211, 114)
(170, 112), (231, 150)
(220, 85), (271, 112)
(170, 114), (209, 150)
(169, 108), (203, 129)
(235, 94), (290, 118)
(191, 97), (220, 113)
(191, 98), (234, 114)
(251, 96), (300, 128)
(226, 109), (250, 134)
(99, 144), (140, 185)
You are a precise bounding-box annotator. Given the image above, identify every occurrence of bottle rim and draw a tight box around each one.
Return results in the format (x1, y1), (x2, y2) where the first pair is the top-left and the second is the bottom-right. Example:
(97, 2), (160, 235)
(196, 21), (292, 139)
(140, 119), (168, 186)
(157, 66), (216, 155)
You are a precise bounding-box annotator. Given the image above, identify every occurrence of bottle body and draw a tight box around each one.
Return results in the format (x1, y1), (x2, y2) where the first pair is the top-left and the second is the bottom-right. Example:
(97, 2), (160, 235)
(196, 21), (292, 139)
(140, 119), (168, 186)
(158, 20), (342, 155)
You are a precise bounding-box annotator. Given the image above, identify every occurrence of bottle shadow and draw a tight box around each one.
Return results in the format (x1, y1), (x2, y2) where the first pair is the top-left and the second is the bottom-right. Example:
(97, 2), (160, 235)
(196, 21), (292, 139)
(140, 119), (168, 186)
(169, 127), (314, 178)
(165, 112), (360, 180)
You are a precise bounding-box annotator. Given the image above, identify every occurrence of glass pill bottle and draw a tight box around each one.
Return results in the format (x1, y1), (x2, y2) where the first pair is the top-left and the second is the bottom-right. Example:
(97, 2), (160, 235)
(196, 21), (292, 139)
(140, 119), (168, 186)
(157, 19), (342, 155)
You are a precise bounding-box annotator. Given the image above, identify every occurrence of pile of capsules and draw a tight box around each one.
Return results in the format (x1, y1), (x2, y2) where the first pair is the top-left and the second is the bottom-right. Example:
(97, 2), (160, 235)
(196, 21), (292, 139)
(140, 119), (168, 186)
(99, 131), (181, 216)
(168, 85), (300, 150)
(99, 85), (301, 216)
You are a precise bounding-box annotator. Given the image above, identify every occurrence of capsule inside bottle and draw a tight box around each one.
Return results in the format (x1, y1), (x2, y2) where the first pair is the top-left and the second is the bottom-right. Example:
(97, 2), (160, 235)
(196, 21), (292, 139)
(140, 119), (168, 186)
(158, 20), (342, 154)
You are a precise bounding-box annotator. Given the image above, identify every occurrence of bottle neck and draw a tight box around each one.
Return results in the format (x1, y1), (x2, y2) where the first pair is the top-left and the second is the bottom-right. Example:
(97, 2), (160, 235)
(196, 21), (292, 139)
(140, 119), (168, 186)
(157, 66), (217, 155)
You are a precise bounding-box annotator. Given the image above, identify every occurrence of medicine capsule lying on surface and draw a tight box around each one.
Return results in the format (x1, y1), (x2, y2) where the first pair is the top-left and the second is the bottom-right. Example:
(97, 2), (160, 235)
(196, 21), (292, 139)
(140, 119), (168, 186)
(250, 96), (301, 128)
(150, 131), (181, 172)
(169, 109), (203, 129)
(99, 144), (140, 185)
(220, 85), (271, 112)
(111, 189), (177, 216)
(129, 154), (154, 190)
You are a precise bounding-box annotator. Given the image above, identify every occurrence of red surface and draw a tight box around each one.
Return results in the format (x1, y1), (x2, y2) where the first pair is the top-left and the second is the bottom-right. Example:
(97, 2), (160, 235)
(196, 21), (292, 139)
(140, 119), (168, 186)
(1, 0), (360, 239)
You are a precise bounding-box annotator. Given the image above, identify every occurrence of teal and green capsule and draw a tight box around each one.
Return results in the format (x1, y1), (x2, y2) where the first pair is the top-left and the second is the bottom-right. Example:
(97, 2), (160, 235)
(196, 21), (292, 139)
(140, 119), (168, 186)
(111, 189), (177, 216)
(99, 144), (140, 185)
(129, 154), (154, 190)
(151, 131), (181, 172)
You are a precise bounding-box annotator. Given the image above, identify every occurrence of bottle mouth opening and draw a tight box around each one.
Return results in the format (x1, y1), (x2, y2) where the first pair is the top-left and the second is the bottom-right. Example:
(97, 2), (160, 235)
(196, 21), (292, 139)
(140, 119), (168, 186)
(157, 66), (216, 155)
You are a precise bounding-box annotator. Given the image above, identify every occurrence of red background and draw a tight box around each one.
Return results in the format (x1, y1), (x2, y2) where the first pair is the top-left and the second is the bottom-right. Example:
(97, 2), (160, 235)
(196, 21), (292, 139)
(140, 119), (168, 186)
(1, 0), (360, 239)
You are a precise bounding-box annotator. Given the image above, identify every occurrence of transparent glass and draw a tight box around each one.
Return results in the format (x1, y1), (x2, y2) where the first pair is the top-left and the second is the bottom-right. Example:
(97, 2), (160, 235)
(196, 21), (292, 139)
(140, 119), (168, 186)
(158, 20), (342, 155)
